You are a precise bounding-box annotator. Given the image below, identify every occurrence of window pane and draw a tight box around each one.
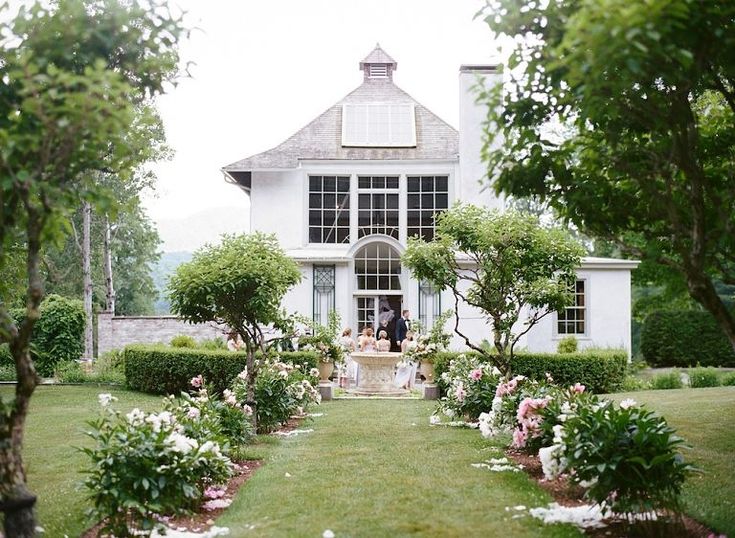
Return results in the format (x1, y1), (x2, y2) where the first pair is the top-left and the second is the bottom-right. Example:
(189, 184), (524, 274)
(309, 210), (321, 226)
(309, 227), (321, 243)
(324, 176), (336, 191)
(421, 193), (433, 208)
(337, 176), (350, 192)
(386, 194), (399, 209)
(407, 194), (420, 210)
(323, 193), (336, 208)
(358, 177), (370, 189)
(421, 176), (434, 191)
(436, 176), (448, 191)
(386, 176), (399, 189)
(309, 193), (321, 208)
(436, 193), (448, 208)
(407, 177), (420, 192)
(309, 176), (322, 191)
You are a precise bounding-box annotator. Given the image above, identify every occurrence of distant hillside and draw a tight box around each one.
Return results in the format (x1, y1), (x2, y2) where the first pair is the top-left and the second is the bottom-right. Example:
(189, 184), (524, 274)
(152, 251), (193, 314)
(156, 206), (249, 253)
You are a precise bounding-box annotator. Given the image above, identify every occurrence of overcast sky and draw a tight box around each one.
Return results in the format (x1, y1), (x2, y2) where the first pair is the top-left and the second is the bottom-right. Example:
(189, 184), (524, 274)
(4, 1), (500, 222)
(143, 0), (500, 221)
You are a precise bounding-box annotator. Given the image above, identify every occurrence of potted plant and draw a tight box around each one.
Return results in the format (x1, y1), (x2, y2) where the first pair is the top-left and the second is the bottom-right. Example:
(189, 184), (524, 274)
(406, 311), (452, 384)
(301, 311), (344, 383)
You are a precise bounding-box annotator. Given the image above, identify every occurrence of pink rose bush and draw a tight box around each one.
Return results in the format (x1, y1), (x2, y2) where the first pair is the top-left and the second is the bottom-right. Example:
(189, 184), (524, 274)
(436, 354), (502, 422)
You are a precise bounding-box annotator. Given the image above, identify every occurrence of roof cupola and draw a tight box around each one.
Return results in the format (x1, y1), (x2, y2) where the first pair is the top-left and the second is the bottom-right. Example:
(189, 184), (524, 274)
(359, 43), (397, 81)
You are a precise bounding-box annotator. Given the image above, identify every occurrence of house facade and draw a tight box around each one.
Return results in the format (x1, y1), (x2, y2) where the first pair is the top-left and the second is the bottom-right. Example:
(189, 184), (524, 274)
(222, 45), (638, 355)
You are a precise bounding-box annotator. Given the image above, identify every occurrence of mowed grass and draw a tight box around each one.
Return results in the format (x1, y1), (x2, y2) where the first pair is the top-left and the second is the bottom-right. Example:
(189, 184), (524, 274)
(607, 386), (735, 536)
(218, 400), (579, 538)
(0, 385), (160, 537)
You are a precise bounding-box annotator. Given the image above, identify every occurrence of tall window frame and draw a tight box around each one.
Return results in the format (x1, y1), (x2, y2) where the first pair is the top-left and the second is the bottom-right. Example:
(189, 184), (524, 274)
(418, 280), (441, 331)
(308, 175), (350, 244)
(557, 279), (587, 336)
(357, 176), (399, 240)
(313, 265), (336, 325)
(407, 175), (449, 241)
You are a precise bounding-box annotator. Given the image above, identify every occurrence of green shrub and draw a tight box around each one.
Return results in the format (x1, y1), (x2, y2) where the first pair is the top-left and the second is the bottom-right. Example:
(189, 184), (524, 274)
(6, 295), (85, 376)
(433, 350), (627, 395)
(641, 310), (735, 367)
(650, 370), (684, 390)
(556, 336), (578, 353)
(721, 372), (735, 386)
(93, 350), (125, 384)
(688, 366), (720, 388)
(197, 337), (226, 350)
(170, 335), (197, 348)
(123, 345), (320, 395)
(0, 364), (16, 381)
(0, 344), (13, 367)
(561, 399), (692, 516)
(54, 361), (89, 383)
(619, 375), (651, 392)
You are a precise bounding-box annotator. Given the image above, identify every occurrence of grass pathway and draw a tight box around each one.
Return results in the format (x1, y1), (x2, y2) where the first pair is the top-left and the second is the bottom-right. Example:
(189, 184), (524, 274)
(219, 400), (579, 537)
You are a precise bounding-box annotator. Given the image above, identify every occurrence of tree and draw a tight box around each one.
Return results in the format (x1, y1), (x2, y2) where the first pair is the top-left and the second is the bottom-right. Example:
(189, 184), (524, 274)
(402, 205), (584, 372)
(168, 233), (302, 430)
(479, 0), (735, 349)
(0, 1), (185, 534)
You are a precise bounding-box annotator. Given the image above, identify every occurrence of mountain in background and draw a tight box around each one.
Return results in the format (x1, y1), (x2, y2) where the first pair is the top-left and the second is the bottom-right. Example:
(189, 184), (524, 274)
(151, 206), (249, 313)
(156, 206), (249, 253)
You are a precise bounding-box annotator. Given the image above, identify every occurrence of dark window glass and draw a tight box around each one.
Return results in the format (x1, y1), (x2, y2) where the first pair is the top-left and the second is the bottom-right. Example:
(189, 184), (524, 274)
(309, 175), (350, 244)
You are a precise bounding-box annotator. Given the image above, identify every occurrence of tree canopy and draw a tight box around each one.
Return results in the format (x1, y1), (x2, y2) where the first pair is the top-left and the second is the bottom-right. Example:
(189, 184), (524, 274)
(168, 233), (302, 428)
(479, 0), (735, 349)
(403, 205), (584, 372)
(0, 1), (186, 534)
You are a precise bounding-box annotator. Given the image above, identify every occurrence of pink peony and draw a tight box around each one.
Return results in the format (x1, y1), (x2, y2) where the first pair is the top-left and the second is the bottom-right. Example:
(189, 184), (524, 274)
(571, 383), (586, 394)
(190, 375), (204, 388)
(512, 427), (528, 448)
(454, 382), (466, 402)
(470, 368), (483, 381)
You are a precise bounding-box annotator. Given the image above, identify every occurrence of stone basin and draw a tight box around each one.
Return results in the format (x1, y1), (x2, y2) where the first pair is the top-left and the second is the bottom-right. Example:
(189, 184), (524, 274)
(350, 351), (407, 396)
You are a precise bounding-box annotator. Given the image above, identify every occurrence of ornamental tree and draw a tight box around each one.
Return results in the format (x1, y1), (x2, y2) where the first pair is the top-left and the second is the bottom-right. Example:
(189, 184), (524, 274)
(403, 205), (584, 373)
(168, 233), (302, 430)
(480, 0), (735, 349)
(0, 1), (185, 534)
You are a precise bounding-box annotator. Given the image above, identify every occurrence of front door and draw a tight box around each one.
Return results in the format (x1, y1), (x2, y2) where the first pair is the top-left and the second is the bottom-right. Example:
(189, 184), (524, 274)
(356, 295), (402, 351)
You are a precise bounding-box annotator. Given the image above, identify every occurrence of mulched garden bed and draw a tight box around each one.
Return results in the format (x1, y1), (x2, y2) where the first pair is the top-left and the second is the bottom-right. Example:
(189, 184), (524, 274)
(506, 449), (715, 537)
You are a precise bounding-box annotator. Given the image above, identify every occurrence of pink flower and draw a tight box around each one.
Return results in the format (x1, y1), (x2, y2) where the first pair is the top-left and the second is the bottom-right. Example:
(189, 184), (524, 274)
(190, 375), (204, 388)
(512, 427), (527, 448)
(242, 404), (253, 416)
(454, 382), (466, 402)
(187, 406), (200, 419)
(571, 383), (586, 394)
(516, 398), (532, 421)
(470, 368), (483, 381)
(204, 486), (226, 499)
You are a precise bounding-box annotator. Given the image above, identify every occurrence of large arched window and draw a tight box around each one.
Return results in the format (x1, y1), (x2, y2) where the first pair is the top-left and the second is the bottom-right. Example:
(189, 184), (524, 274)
(354, 242), (401, 290)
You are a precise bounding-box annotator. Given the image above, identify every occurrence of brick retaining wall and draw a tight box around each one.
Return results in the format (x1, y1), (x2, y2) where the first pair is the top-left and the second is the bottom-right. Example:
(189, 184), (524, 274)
(97, 311), (227, 356)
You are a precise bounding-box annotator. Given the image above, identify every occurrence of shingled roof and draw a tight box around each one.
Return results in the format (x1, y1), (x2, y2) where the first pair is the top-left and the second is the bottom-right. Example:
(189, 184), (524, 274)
(222, 47), (459, 175)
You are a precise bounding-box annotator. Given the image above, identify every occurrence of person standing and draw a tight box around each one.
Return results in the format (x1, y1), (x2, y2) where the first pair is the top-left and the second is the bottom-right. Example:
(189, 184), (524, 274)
(339, 328), (356, 388)
(395, 309), (411, 347)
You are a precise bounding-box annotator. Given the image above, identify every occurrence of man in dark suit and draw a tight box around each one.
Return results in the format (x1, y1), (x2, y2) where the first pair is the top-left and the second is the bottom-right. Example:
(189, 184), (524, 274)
(395, 309), (411, 346)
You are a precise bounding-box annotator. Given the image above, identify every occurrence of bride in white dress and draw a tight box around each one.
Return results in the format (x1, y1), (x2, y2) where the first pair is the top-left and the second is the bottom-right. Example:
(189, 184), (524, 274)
(394, 331), (418, 389)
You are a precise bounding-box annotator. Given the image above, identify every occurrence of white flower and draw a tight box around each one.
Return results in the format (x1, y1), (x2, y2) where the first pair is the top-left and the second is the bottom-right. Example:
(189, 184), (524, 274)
(539, 444), (567, 481)
(242, 404), (254, 416)
(126, 408), (145, 425)
(619, 398), (637, 410)
(310, 368), (320, 377)
(237, 369), (248, 380)
(323, 531), (335, 538)
(278, 370), (289, 379)
(187, 406), (201, 419)
(158, 411), (174, 425)
(552, 424), (565, 444)
(199, 440), (223, 457)
(165, 432), (198, 454)
(429, 414), (441, 425)
(98, 393), (116, 407)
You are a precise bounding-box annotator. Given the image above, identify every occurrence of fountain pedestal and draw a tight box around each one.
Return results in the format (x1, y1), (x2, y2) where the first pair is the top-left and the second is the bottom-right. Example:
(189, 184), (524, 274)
(350, 351), (407, 396)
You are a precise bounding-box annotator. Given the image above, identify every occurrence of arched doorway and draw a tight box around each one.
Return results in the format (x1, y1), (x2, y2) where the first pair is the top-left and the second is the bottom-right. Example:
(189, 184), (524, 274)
(353, 240), (402, 351)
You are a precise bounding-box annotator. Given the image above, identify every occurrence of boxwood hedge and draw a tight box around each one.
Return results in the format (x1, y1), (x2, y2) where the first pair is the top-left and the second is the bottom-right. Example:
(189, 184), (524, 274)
(641, 310), (735, 367)
(124, 345), (320, 395)
(433, 350), (627, 394)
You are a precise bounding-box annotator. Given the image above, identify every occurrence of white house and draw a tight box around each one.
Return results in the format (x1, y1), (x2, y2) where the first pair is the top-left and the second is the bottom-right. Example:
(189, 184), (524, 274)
(222, 45), (638, 355)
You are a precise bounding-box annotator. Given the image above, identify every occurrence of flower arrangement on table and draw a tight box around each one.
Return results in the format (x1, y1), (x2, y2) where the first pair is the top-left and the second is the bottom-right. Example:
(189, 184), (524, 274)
(402, 310), (452, 367)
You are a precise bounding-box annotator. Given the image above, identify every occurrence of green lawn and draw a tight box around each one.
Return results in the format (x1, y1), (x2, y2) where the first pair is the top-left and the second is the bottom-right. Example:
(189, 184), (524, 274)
(218, 400), (578, 537)
(607, 386), (735, 536)
(1, 385), (732, 537)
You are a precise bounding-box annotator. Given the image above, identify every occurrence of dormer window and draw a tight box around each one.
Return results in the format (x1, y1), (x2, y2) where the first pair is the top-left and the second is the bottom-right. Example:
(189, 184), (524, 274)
(342, 103), (416, 147)
(359, 43), (397, 82)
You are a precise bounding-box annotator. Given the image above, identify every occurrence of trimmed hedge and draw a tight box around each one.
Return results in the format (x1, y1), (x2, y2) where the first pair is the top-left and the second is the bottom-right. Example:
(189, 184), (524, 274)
(641, 310), (735, 367)
(433, 350), (627, 394)
(124, 345), (320, 395)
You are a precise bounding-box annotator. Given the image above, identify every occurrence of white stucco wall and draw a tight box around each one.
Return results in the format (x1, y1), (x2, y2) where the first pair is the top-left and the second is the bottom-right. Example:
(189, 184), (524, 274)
(249, 170), (303, 249)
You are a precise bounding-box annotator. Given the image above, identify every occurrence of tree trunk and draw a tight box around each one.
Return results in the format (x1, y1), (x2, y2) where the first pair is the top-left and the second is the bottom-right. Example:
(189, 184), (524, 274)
(245, 349), (258, 432)
(687, 273), (735, 351)
(0, 215), (42, 537)
(82, 201), (94, 360)
(102, 213), (116, 314)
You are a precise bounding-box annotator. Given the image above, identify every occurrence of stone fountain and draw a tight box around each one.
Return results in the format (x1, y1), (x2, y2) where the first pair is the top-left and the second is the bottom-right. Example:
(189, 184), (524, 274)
(349, 351), (407, 396)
